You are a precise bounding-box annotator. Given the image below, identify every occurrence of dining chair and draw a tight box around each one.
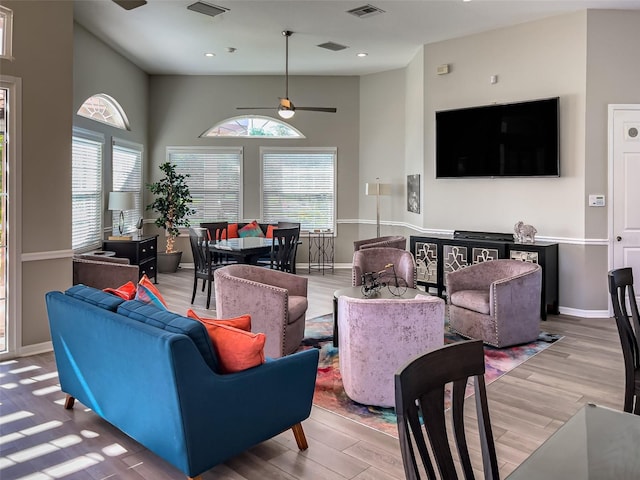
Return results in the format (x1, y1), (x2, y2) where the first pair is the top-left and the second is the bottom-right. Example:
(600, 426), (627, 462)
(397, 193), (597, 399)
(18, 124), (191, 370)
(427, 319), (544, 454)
(188, 227), (215, 309)
(607, 267), (640, 414)
(395, 340), (500, 480)
(269, 226), (300, 273)
(201, 221), (234, 267)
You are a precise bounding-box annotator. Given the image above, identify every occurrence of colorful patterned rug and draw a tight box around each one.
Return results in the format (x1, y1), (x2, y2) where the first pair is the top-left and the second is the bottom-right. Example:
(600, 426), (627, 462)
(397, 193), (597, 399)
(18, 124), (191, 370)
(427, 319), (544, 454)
(303, 313), (562, 437)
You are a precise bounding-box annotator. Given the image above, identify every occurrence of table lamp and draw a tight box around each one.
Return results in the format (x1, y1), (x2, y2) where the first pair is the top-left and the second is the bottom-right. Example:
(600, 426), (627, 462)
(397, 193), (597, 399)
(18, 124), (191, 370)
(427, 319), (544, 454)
(108, 191), (135, 240)
(365, 178), (392, 238)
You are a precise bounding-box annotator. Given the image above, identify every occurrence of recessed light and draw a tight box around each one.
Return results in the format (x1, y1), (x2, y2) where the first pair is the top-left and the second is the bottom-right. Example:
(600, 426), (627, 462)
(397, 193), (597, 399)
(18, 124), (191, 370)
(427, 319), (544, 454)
(204, 52), (215, 57)
(356, 52), (368, 57)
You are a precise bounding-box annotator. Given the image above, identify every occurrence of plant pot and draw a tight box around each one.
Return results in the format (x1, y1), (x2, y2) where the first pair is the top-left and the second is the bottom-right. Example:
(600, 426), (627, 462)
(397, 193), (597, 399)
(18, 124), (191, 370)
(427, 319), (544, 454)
(158, 251), (182, 273)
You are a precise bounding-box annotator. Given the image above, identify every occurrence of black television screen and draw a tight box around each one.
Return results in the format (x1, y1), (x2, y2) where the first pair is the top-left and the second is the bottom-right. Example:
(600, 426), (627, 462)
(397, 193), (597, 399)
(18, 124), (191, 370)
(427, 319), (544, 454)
(435, 97), (559, 178)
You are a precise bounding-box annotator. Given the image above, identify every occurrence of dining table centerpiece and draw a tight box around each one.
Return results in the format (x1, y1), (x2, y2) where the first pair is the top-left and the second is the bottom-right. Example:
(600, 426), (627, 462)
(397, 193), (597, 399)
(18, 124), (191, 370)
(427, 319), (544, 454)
(146, 162), (196, 273)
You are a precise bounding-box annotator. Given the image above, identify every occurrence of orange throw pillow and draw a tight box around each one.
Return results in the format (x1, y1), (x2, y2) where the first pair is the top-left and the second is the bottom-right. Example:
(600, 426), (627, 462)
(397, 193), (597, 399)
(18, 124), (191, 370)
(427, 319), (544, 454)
(265, 225), (275, 238)
(103, 281), (137, 300)
(186, 309), (251, 331)
(186, 309), (262, 373)
(223, 223), (239, 239)
(208, 324), (265, 373)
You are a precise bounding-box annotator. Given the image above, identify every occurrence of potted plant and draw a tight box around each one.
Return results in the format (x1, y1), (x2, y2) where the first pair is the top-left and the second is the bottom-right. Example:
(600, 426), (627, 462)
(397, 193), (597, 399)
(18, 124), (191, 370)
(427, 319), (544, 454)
(146, 162), (195, 273)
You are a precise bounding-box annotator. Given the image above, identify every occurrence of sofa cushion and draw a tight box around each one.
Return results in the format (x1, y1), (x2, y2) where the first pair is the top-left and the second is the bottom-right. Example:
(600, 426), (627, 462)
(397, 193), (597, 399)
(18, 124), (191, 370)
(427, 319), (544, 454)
(450, 289), (491, 315)
(117, 300), (219, 372)
(135, 274), (168, 310)
(288, 296), (308, 324)
(206, 323), (265, 373)
(223, 223), (239, 239)
(265, 224), (276, 238)
(65, 284), (125, 311)
(238, 220), (265, 238)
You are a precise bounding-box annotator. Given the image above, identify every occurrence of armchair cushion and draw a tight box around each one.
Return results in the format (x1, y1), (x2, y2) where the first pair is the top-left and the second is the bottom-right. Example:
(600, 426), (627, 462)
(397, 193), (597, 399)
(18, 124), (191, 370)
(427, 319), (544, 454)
(449, 289), (490, 315)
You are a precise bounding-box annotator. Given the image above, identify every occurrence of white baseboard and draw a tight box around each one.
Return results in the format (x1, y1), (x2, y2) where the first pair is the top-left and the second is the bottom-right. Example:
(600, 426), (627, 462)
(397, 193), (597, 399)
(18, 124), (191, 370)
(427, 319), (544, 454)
(558, 307), (611, 319)
(18, 341), (53, 357)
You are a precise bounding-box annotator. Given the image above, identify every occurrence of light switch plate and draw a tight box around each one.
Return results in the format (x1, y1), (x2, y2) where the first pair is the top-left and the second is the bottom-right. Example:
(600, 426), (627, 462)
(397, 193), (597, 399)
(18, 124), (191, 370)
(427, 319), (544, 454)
(588, 194), (605, 207)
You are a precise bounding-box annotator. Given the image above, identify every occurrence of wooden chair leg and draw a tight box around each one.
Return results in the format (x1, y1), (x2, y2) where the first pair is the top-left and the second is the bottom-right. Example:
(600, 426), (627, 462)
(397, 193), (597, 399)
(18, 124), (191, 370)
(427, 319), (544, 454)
(291, 423), (308, 450)
(64, 394), (75, 409)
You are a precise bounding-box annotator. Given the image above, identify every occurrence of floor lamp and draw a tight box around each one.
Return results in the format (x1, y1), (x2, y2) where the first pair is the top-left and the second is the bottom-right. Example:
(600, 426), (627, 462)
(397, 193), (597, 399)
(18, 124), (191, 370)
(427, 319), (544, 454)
(365, 178), (392, 238)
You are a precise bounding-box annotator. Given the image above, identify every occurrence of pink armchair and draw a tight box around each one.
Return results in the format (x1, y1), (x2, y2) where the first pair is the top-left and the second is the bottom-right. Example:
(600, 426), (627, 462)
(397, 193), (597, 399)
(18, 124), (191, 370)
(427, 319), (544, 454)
(353, 235), (406, 251)
(447, 259), (542, 348)
(214, 264), (308, 358)
(338, 294), (445, 407)
(352, 247), (417, 289)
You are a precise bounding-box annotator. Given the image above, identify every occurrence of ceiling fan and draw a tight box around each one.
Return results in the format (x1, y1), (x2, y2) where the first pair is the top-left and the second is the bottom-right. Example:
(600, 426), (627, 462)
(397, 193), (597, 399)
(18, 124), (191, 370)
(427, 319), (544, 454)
(237, 31), (337, 119)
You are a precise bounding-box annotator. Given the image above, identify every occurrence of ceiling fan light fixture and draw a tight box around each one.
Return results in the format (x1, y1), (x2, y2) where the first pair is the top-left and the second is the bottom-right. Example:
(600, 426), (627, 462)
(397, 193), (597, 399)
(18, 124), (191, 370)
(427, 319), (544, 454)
(278, 106), (295, 119)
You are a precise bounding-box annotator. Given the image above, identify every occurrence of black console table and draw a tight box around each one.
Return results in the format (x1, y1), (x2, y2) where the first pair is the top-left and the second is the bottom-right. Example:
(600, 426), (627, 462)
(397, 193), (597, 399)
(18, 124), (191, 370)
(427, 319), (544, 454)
(103, 235), (158, 283)
(410, 232), (558, 319)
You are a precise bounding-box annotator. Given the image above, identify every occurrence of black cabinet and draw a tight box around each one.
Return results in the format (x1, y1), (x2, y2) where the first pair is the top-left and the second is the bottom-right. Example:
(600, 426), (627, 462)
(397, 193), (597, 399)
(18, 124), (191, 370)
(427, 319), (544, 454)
(410, 234), (558, 319)
(103, 235), (158, 283)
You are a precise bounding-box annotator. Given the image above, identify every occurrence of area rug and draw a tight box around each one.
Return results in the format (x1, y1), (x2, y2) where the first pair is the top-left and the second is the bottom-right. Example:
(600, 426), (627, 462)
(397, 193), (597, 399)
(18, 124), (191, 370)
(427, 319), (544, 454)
(303, 313), (562, 437)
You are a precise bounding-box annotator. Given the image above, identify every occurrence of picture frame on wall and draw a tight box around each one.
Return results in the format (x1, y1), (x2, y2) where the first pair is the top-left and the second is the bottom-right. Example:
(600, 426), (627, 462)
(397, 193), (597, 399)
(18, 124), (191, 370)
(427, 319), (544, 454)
(407, 174), (420, 213)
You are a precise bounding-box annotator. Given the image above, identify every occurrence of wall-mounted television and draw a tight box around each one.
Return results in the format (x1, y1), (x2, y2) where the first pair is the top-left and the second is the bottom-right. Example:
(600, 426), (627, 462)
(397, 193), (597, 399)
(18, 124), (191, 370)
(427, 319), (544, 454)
(435, 97), (559, 178)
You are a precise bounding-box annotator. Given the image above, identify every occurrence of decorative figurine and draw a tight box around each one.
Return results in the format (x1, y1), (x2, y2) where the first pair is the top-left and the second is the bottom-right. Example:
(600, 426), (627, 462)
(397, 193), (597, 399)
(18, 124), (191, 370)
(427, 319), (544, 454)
(514, 221), (537, 243)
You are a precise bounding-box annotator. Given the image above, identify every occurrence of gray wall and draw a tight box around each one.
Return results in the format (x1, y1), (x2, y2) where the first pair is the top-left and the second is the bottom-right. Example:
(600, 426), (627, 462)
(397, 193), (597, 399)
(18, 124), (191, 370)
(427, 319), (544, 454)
(73, 23), (149, 235)
(147, 74), (360, 259)
(1, 1), (74, 348)
(358, 10), (640, 312)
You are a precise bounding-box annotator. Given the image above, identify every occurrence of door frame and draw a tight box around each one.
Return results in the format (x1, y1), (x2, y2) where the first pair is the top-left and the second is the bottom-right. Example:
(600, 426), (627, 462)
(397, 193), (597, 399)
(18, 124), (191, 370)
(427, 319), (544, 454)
(607, 104), (640, 316)
(0, 76), (22, 358)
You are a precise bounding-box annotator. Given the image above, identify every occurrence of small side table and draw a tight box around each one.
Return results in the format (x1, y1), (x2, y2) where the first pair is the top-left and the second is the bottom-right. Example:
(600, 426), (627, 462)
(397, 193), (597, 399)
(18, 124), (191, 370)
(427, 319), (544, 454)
(308, 230), (334, 274)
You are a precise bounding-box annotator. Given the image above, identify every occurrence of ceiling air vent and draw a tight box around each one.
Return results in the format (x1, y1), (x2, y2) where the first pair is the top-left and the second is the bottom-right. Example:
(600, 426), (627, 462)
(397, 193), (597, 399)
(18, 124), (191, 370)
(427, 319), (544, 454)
(187, 1), (229, 18)
(317, 42), (349, 52)
(346, 4), (385, 19)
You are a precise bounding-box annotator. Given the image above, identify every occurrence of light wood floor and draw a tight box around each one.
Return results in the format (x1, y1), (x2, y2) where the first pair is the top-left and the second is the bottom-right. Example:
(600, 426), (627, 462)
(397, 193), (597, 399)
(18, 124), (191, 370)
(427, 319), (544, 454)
(0, 268), (625, 479)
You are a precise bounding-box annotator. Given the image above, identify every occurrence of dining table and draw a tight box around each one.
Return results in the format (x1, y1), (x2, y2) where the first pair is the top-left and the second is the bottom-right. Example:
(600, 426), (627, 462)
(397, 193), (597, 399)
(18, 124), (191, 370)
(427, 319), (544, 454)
(209, 237), (273, 265)
(506, 402), (640, 479)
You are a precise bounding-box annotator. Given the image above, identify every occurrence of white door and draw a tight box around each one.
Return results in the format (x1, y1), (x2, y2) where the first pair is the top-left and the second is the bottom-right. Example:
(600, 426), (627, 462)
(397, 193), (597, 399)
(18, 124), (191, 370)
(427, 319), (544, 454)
(610, 105), (640, 300)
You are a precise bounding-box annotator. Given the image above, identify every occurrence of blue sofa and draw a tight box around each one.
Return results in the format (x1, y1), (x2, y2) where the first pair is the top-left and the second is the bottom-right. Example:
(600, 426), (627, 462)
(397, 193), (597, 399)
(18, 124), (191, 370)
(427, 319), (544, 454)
(45, 285), (319, 480)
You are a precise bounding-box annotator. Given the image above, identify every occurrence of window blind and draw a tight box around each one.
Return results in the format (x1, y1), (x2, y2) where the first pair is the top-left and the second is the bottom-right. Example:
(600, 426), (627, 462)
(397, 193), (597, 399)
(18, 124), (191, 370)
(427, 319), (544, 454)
(167, 147), (242, 224)
(261, 148), (336, 231)
(72, 131), (103, 251)
(112, 139), (143, 234)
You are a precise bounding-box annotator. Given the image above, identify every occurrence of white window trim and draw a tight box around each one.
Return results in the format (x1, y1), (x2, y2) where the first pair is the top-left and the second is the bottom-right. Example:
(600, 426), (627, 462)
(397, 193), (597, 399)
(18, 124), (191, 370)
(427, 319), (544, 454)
(0, 75), (21, 359)
(260, 146), (337, 233)
(200, 115), (305, 138)
(0, 5), (14, 61)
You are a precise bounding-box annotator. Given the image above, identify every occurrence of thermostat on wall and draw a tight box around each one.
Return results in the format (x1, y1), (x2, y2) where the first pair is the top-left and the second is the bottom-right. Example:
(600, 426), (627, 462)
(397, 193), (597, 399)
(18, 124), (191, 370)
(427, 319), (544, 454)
(588, 194), (606, 207)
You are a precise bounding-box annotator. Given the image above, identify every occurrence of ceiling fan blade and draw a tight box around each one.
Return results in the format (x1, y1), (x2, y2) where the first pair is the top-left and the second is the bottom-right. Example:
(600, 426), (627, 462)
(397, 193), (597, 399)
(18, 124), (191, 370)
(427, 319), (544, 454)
(113, 0), (147, 10)
(295, 107), (338, 113)
(236, 107), (275, 110)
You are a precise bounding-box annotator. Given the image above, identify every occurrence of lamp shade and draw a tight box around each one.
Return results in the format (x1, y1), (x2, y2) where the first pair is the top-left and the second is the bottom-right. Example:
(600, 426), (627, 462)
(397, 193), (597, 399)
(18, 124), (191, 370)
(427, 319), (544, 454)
(108, 191), (135, 211)
(365, 182), (392, 196)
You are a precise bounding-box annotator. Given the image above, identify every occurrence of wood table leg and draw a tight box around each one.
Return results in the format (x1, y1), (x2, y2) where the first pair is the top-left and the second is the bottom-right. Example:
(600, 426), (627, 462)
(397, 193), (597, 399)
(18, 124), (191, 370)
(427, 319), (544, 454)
(291, 423), (308, 450)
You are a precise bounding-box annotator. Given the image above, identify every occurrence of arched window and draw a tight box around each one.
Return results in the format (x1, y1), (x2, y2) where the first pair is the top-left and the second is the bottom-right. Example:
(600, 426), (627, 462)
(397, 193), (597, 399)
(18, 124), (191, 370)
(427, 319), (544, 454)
(201, 115), (304, 138)
(77, 94), (130, 130)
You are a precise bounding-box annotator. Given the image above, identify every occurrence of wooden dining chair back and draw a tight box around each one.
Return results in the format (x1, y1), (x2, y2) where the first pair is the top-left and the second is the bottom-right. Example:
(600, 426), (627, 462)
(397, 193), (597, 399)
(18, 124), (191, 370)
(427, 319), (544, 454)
(270, 227), (300, 273)
(395, 340), (499, 480)
(188, 227), (214, 309)
(607, 267), (640, 414)
(201, 221), (233, 267)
